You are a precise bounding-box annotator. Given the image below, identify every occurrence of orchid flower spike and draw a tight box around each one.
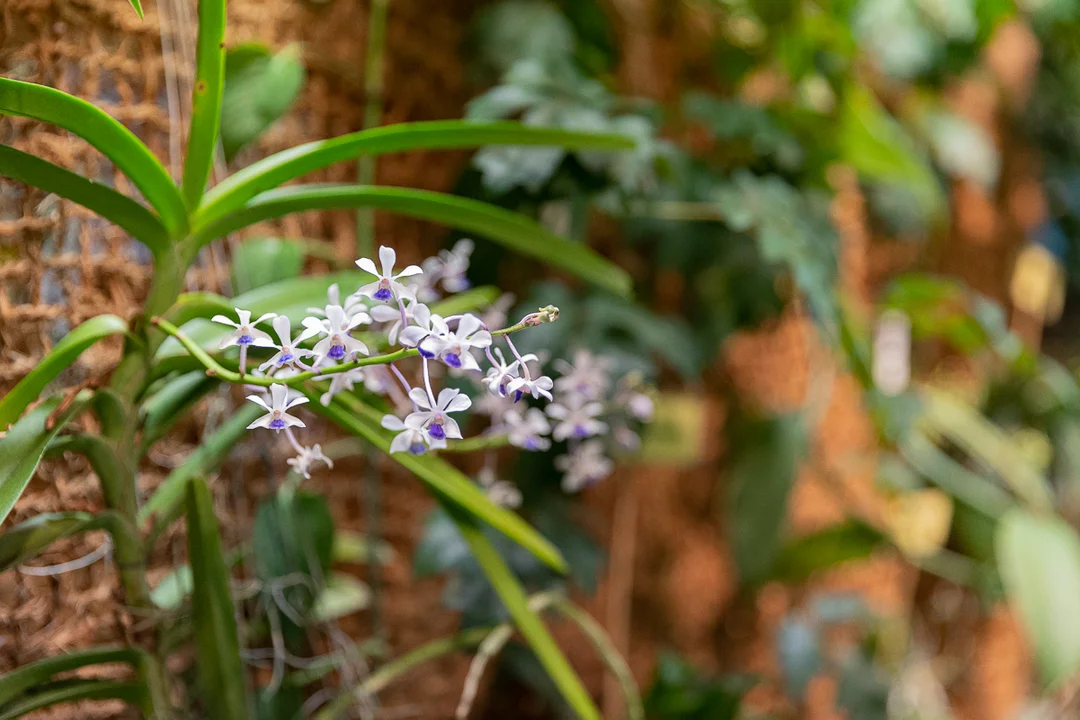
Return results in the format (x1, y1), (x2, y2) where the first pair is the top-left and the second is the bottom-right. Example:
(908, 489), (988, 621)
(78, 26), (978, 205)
(406, 387), (471, 441)
(503, 407), (552, 451)
(247, 384), (308, 430)
(482, 347), (521, 398)
(303, 305), (370, 365)
(212, 308), (277, 350)
(260, 315), (316, 372)
(423, 314), (490, 371)
(357, 245), (423, 302)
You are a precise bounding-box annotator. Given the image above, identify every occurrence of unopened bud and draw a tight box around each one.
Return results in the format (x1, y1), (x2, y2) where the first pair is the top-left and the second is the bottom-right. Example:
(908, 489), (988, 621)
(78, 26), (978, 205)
(523, 305), (560, 326)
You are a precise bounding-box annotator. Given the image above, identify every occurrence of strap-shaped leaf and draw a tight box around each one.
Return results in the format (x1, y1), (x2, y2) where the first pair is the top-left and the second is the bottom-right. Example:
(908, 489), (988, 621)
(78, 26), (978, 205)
(310, 391), (567, 573)
(0, 646), (148, 705)
(0, 314), (126, 428)
(139, 371), (220, 451)
(196, 121), (635, 225)
(186, 476), (250, 719)
(0, 679), (148, 720)
(139, 403), (262, 537)
(127, 0), (144, 17)
(192, 184), (632, 298)
(447, 507), (600, 720)
(0, 393), (91, 526)
(181, 0), (228, 207)
(0, 77), (188, 236)
(0, 145), (168, 254)
(0, 510), (137, 573)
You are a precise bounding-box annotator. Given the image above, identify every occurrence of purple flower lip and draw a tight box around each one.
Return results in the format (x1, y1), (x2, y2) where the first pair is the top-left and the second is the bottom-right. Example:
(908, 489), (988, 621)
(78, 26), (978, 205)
(573, 424), (588, 438)
(373, 287), (393, 301)
(278, 352), (294, 364)
(444, 352), (462, 369)
(328, 344), (346, 360)
(524, 437), (539, 451)
(238, 334), (255, 345)
(428, 422), (446, 440)
(409, 442), (426, 455)
(419, 347), (435, 359)
(269, 418), (287, 430)
(513, 390), (523, 403)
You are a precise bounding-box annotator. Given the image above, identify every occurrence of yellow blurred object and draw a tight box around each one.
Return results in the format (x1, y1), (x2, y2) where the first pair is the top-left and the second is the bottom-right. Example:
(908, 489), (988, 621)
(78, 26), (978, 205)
(638, 392), (714, 466)
(1010, 243), (1066, 325)
(886, 488), (954, 559)
(1010, 428), (1053, 474)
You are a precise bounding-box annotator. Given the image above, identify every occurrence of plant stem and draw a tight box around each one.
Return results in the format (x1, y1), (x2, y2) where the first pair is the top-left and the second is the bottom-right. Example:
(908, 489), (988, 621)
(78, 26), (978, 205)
(355, 0), (391, 258)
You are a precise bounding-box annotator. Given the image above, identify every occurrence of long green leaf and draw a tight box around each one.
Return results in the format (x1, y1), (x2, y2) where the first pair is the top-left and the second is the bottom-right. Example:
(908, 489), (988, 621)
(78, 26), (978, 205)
(182, 0), (228, 207)
(448, 507), (600, 720)
(162, 291), (235, 329)
(0, 315), (126, 428)
(997, 509), (1080, 687)
(139, 403), (262, 536)
(0, 77), (188, 236)
(192, 185), (632, 297)
(311, 392), (566, 572)
(139, 371), (220, 451)
(0, 511), (135, 573)
(0, 145), (168, 253)
(0, 646), (148, 705)
(0, 680), (148, 720)
(196, 121), (634, 226)
(127, 0), (144, 18)
(186, 476), (249, 718)
(0, 393), (90, 526)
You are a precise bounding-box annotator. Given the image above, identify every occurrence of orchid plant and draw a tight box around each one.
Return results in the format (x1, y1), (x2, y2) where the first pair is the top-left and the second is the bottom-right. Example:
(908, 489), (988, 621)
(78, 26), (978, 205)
(0, 0), (643, 717)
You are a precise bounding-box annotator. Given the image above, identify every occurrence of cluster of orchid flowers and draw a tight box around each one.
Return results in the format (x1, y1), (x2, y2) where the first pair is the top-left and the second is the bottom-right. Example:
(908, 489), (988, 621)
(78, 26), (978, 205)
(208, 241), (652, 501)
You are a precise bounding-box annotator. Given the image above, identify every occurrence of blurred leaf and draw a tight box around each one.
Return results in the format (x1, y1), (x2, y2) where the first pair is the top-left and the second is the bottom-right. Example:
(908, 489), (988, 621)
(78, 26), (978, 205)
(221, 44), (305, 161)
(728, 414), (807, 585)
(997, 509), (1080, 687)
(582, 296), (702, 379)
(232, 237), (306, 293)
(0, 511), (128, 573)
(253, 491), (335, 620)
(0, 393), (90, 526)
(332, 530), (395, 565)
(0, 646), (152, 707)
(414, 508), (472, 577)
(835, 651), (890, 720)
(0, 314), (126, 428)
(772, 521), (885, 582)
(255, 685), (304, 720)
(311, 573), (371, 621)
(186, 476), (250, 719)
(839, 85), (945, 226)
(644, 653), (751, 720)
(0, 680), (149, 720)
(140, 371), (219, 450)
(473, 0), (575, 72)
(777, 619), (821, 701)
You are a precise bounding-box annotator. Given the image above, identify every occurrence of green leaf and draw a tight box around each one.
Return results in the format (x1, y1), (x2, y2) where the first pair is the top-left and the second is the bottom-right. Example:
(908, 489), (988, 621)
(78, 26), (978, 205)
(0, 393), (90, 526)
(311, 573), (371, 621)
(997, 509), (1080, 687)
(0, 77), (187, 236)
(728, 414), (806, 585)
(127, 0), (144, 17)
(0, 511), (125, 572)
(161, 291), (235, 329)
(151, 546), (245, 610)
(0, 145), (168, 254)
(232, 237), (306, 292)
(0, 680), (148, 720)
(0, 646), (150, 705)
(252, 490), (334, 587)
(194, 184), (632, 298)
(920, 389), (1055, 511)
(838, 85), (945, 226)
(139, 403), (262, 536)
(312, 392), (567, 573)
(772, 521), (885, 583)
(899, 431), (1012, 518)
(182, 0), (228, 207)
(187, 476), (250, 718)
(0, 315), (126, 428)
(196, 121), (635, 227)
(221, 43), (305, 161)
(448, 508), (600, 720)
(140, 371), (220, 451)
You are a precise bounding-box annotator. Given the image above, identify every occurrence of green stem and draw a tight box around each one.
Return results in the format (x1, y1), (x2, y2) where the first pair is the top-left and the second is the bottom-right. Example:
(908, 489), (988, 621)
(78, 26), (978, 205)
(355, 0), (391, 258)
